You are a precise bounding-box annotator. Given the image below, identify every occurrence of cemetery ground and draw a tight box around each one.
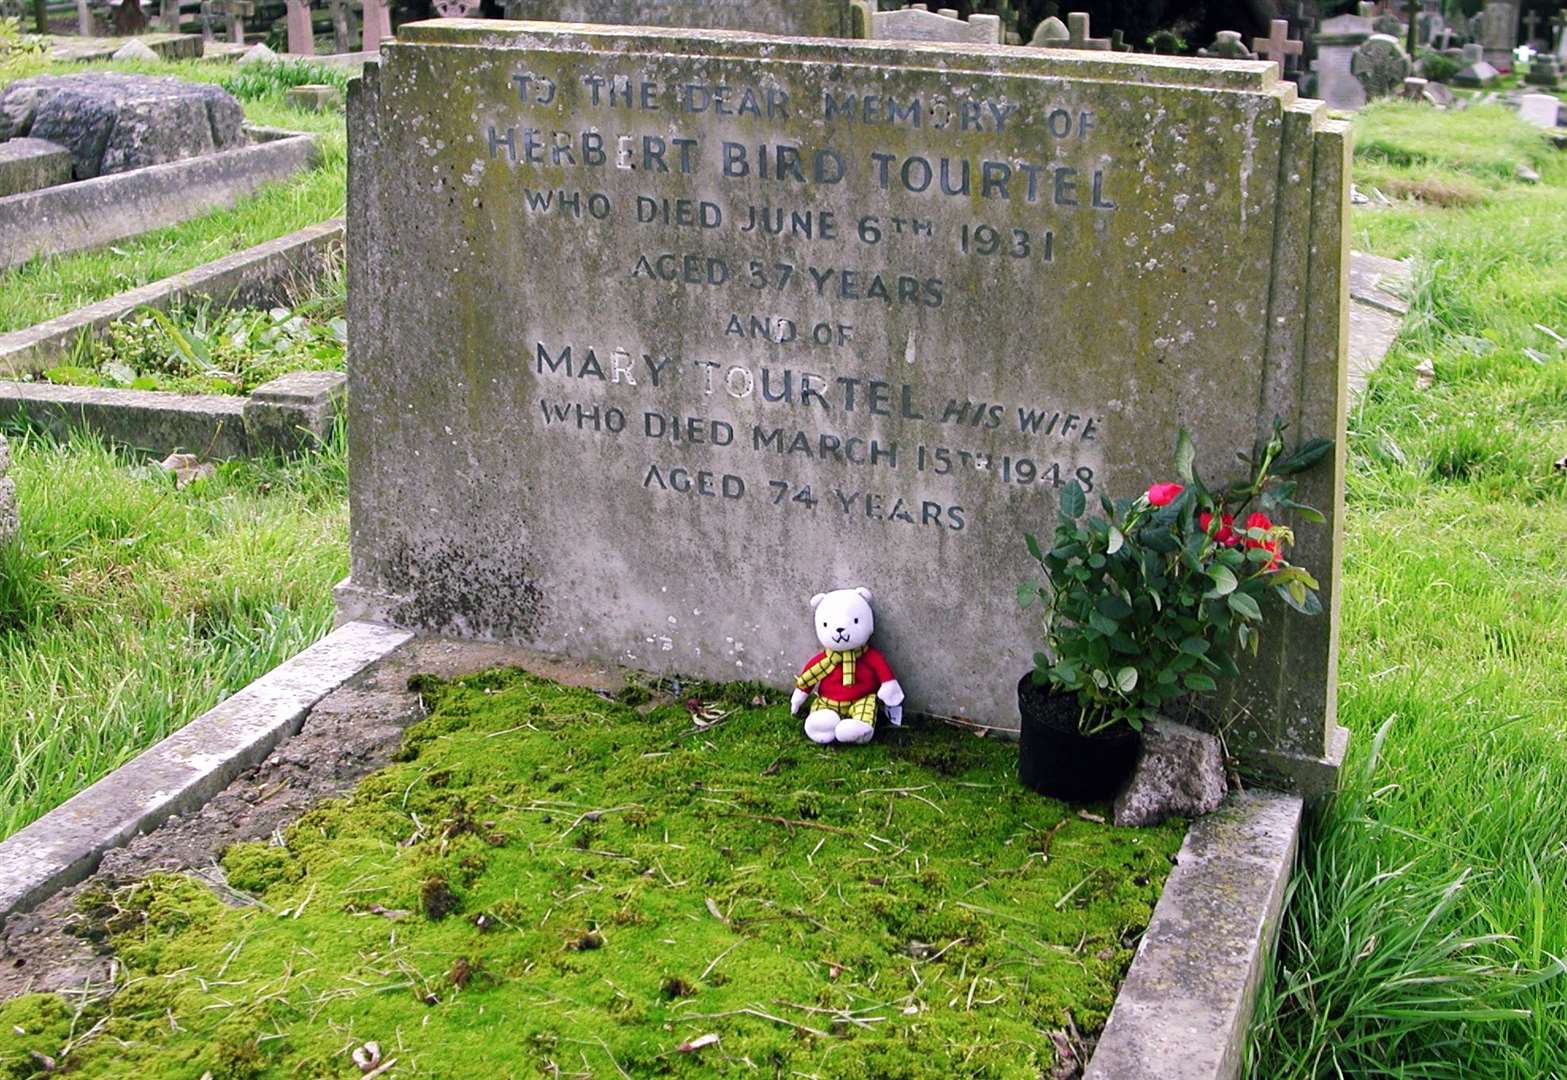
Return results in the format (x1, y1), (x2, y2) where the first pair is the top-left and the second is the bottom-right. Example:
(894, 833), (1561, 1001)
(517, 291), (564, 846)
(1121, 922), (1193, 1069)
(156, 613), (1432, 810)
(0, 83), (1562, 1075)
(0, 56), (346, 333)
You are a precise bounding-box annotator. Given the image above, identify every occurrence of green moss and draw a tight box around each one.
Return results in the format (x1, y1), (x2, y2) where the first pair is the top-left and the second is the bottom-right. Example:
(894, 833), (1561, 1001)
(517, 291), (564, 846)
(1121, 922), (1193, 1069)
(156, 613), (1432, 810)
(0, 669), (1182, 1078)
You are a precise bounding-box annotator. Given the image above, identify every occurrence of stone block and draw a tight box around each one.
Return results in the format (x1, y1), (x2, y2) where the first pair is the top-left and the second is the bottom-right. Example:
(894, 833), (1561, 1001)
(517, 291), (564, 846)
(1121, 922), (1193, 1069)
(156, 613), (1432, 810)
(500, 0), (855, 36)
(243, 369), (347, 453)
(1113, 719), (1228, 827)
(1519, 91), (1562, 127)
(0, 73), (246, 180)
(285, 83), (344, 111)
(0, 137), (73, 198)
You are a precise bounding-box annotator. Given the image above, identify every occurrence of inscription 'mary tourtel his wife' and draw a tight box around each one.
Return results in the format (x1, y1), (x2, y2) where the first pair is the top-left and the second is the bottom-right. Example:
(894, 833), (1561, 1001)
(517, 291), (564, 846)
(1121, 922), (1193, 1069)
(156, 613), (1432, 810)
(345, 23), (1350, 789)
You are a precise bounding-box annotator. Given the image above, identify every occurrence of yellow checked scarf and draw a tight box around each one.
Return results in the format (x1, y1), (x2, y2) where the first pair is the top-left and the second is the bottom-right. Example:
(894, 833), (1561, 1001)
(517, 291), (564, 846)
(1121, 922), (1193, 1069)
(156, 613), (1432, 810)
(797, 647), (865, 691)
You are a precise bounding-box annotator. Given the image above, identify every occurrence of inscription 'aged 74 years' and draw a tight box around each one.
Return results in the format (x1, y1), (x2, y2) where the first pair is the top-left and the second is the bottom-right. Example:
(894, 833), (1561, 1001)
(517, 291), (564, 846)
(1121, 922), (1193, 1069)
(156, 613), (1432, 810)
(342, 22), (1352, 791)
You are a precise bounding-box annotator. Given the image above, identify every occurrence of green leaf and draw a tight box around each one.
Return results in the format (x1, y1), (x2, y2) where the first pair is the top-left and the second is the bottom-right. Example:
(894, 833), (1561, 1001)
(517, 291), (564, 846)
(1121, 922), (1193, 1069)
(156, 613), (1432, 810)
(1173, 428), (1196, 484)
(1088, 612), (1119, 637)
(1096, 595), (1133, 620)
(1203, 565), (1238, 598)
(1115, 667), (1138, 694)
(1275, 584), (1324, 616)
(1017, 581), (1037, 609)
(1156, 668), (1179, 685)
(1179, 636), (1210, 655)
(1183, 673), (1218, 692)
(1228, 591), (1263, 621)
(1106, 526), (1125, 555)
(1059, 481), (1086, 519)
(1276, 437), (1334, 475)
(1025, 532), (1043, 561)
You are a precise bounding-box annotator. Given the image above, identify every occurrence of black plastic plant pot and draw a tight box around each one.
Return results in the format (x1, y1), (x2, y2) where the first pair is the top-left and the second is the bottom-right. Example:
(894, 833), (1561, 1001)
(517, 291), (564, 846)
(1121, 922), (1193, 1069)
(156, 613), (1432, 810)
(1017, 673), (1141, 803)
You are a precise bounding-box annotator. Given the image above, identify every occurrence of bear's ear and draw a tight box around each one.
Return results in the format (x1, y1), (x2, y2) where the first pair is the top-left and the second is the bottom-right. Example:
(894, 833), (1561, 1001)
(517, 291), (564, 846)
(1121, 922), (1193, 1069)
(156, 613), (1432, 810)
(854, 587), (874, 604)
(809, 593), (828, 610)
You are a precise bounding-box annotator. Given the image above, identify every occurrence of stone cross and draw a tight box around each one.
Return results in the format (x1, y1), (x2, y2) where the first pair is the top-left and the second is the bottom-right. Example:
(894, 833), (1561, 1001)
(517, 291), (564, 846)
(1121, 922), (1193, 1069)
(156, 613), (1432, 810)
(1109, 27), (1132, 52)
(1253, 19), (1303, 75)
(224, 0), (252, 43)
(75, 0), (91, 33)
(1523, 9), (1540, 44)
(1064, 11), (1110, 49)
(198, 0), (214, 39)
(285, 0), (315, 53)
(158, 0), (178, 33)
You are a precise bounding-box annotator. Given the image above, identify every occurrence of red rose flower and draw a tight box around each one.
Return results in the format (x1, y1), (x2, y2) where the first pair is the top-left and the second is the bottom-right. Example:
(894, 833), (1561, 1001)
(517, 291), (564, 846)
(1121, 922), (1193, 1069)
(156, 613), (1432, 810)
(1200, 511), (1238, 546)
(1146, 482), (1184, 507)
(1242, 513), (1281, 570)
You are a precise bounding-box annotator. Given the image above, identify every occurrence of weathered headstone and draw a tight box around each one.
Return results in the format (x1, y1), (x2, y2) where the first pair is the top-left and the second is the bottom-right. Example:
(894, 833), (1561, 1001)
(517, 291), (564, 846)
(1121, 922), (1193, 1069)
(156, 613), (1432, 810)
(1400, 74), (1429, 99)
(1351, 33), (1412, 98)
(1029, 15), (1068, 47)
(870, 5), (1001, 46)
(1371, 11), (1405, 37)
(1061, 11), (1109, 50)
(500, 0), (856, 37)
(1524, 50), (1561, 86)
(224, 0), (252, 43)
(1518, 90), (1562, 126)
(328, 0), (357, 53)
(1452, 41), (1500, 85)
(343, 21), (1353, 791)
(1199, 30), (1255, 60)
(1109, 28), (1132, 52)
(0, 434), (15, 548)
(1480, 0), (1517, 68)
(0, 138), (73, 197)
(361, 0), (391, 50)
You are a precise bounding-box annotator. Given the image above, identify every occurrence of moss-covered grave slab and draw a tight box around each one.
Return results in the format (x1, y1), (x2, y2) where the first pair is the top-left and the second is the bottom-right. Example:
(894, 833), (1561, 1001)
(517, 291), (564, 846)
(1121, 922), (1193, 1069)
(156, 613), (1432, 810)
(0, 665), (1183, 1078)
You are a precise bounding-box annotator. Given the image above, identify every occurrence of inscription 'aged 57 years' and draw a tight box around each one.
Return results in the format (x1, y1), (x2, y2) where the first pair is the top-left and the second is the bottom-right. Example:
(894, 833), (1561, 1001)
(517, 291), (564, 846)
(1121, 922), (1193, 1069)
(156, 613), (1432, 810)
(344, 22), (1349, 785)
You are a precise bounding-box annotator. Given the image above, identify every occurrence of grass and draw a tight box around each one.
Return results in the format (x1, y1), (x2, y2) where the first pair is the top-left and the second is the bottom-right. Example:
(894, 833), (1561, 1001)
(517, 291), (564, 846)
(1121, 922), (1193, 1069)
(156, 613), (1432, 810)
(0, 670), (1183, 1078)
(0, 427), (349, 838)
(0, 58), (347, 333)
(1245, 101), (1567, 1077)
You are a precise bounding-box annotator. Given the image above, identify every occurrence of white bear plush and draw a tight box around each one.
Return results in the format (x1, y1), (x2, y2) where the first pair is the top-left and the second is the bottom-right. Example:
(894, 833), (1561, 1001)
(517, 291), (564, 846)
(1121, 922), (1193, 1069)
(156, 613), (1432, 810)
(789, 587), (905, 745)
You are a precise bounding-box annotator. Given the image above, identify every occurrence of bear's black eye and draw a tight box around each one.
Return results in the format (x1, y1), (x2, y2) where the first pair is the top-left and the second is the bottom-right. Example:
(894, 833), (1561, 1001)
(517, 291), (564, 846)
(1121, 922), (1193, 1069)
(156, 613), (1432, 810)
(854, 618), (859, 624)
(822, 622), (827, 627)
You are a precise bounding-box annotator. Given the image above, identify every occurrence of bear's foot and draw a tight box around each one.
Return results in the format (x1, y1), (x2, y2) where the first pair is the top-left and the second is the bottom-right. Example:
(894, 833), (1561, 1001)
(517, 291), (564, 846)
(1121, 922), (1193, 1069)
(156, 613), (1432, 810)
(834, 718), (875, 745)
(804, 709), (840, 744)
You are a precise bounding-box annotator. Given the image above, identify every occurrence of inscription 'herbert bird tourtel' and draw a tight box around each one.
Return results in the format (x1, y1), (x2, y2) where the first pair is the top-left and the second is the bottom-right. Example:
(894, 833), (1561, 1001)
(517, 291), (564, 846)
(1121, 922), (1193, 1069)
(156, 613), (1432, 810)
(343, 21), (1349, 783)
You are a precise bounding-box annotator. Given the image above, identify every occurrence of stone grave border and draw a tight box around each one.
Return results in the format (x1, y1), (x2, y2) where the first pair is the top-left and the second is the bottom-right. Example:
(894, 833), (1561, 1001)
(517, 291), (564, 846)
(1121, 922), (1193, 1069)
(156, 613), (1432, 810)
(0, 220), (345, 457)
(0, 621), (1302, 1080)
(0, 125), (323, 273)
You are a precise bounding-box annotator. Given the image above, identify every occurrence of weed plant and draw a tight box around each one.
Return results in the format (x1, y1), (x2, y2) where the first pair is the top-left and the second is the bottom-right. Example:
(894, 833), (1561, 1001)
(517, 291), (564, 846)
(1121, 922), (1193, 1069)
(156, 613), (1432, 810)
(1246, 102), (1567, 1078)
(39, 262), (346, 394)
(0, 428), (348, 838)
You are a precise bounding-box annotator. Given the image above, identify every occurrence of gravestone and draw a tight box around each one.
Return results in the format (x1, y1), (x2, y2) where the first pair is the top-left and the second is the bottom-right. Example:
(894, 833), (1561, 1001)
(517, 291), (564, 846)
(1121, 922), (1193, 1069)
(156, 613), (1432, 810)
(1351, 33), (1412, 99)
(1480, 0), (1516, 68)
(1199, 30), (1255, 60)
(1452, 41), (1500, 85)
(0, 434), (13, 548)
(1314, 10), (1374, 108)
(361, 0), (391, 50)
(870, 5), (1001, 45)
(329, 0), (358, 52)
(1524, 50), (1561, 86)
(342, 21), (1353, 791)
(1029, 15), (1068, 46)
(500, 0), (856, 37)
(1518, 90), (1562, 126)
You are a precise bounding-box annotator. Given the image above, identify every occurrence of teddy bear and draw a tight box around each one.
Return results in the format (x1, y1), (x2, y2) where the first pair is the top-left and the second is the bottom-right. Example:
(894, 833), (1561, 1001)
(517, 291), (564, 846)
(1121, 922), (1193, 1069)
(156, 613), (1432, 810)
(789, 587), (905, 745)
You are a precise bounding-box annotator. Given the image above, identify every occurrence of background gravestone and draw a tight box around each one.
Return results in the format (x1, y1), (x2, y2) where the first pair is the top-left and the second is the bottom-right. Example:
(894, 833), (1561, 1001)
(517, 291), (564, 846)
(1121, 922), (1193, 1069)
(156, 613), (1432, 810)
(0, 74), (246, 180)
(1480, 0), (1517, 68)
(1351, 33), (1412, 100)
(0, 434), (15, 548)
(870, 5), (1002, 45)
(343, 21), (1352, 791)
(499, 0), (856, 37)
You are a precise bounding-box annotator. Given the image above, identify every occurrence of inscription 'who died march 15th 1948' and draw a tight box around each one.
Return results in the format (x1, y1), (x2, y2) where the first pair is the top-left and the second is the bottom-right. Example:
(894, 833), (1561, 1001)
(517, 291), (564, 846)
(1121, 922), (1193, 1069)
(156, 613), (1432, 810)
(475, 70), (1126, 537)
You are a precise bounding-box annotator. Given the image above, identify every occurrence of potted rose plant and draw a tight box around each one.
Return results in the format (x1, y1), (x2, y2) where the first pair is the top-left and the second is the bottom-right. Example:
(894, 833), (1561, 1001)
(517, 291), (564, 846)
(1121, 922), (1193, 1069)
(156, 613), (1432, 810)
(1016, 423), (1333, 802)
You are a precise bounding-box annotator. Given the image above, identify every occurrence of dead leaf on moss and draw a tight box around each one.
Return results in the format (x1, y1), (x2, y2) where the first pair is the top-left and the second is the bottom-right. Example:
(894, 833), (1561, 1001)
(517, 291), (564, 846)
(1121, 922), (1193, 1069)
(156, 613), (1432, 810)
(678, 1033), (720, 1052)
